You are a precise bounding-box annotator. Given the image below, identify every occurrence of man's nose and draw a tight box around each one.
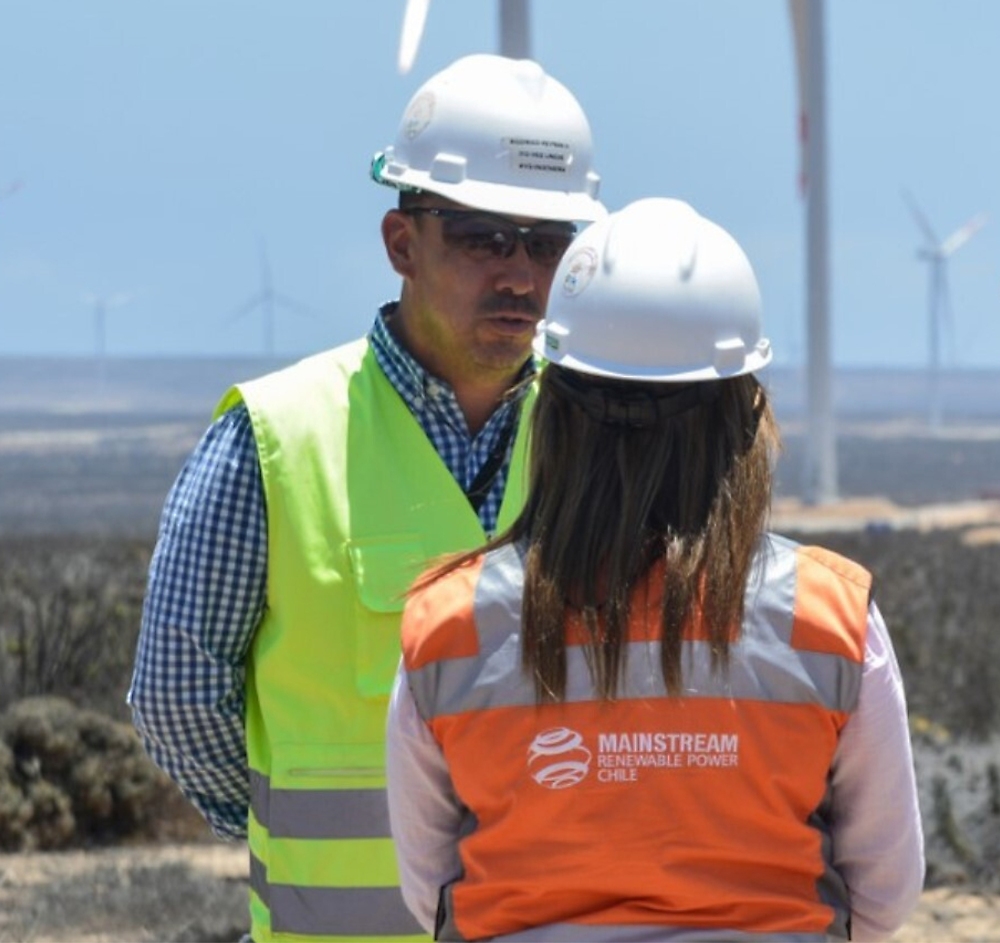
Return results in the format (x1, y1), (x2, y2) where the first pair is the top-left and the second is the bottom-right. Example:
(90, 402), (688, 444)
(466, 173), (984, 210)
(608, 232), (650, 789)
(494, 240), (540, 295)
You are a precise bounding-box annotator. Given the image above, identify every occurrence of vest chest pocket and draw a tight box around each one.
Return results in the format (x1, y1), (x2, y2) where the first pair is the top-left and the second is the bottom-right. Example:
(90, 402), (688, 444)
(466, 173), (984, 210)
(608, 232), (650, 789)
(347, 537), (430, 698)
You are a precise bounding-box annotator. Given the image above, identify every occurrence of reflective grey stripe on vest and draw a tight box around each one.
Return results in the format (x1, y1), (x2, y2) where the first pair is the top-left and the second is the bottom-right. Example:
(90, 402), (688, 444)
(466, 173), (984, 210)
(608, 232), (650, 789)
(249, 769), (390, 839)
(436, 882), (844, 942)
(407, 539), (863, 722)
(250, 851), (424, 938)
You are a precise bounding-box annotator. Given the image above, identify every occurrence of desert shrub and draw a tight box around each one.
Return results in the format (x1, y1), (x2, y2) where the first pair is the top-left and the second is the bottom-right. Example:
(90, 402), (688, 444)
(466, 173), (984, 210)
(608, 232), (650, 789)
(0, 535), (150, 719)
(2, 859), (248, 943)
(0, 696), (176, 851)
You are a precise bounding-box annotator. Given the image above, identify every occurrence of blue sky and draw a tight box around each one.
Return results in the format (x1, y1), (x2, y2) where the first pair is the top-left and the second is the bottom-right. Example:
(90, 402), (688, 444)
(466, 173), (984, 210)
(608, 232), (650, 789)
(1, 0), (998, 366)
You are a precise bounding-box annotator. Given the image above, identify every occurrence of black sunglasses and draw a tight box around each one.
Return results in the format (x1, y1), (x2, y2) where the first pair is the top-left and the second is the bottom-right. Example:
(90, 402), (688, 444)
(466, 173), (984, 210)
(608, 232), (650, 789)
(402, 207), (576, 266)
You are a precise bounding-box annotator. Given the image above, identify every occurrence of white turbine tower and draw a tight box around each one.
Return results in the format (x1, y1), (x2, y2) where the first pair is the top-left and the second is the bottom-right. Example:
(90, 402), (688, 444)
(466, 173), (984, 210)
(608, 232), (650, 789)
(397, 0), (531, 74)
(226, 239), (316, 357)
(789, 0), (836, 505)
(902, 190), (987, 430)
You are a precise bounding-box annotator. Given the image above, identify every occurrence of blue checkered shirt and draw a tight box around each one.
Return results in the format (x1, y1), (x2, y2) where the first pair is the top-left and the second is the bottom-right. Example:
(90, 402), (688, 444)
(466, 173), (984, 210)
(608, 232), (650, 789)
(128, 305), (532, 838)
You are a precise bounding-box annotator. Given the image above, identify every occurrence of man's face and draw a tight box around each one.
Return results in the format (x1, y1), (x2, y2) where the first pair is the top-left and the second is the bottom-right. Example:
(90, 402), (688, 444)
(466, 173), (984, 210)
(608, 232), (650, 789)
(383, 197), (576, 390)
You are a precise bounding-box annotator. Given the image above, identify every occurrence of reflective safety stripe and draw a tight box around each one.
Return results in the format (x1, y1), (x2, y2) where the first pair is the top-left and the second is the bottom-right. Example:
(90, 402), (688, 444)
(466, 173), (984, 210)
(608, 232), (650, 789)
(445, 925), (837, 941)
(437, 881), (840, 941)
(409, 637), (862, 720)
(408, 540), (863, 721)
(251, 851), (426, 939)
(250, 770), (391, 839)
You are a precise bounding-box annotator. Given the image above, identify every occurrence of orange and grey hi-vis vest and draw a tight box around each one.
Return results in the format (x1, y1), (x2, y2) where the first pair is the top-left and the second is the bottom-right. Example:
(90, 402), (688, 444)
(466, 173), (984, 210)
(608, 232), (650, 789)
(216, 340), (533, 942)
(401, 534), (872, 942)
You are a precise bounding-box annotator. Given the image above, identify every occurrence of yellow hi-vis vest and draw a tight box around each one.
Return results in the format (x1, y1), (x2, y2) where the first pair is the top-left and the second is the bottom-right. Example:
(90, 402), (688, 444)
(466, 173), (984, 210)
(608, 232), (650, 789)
(216, 339), (533, 942)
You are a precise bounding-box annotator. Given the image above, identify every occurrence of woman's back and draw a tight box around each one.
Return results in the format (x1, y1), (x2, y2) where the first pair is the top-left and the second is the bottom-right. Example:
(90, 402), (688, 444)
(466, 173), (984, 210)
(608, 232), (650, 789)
(392, 534), (920, 941)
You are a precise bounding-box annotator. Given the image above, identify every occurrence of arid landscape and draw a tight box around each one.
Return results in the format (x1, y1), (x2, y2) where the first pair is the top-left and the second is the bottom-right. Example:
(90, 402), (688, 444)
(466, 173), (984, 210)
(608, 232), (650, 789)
(1, 358), (999, 942)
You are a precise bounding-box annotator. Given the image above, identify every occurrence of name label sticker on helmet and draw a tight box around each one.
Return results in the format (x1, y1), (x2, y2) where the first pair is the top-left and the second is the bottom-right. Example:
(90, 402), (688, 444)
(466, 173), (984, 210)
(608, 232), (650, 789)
(504, 137), (571, 175)
(561, 247), (598, 297)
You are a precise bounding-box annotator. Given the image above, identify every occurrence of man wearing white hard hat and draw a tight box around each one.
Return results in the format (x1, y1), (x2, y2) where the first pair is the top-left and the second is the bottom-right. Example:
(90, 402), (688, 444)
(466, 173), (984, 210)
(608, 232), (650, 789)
(388, 199), (924, 941)
(129, 54), (605, 943)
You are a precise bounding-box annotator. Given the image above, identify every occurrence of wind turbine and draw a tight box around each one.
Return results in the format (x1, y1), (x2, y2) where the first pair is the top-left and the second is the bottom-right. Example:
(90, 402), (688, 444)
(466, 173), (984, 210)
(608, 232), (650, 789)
(226, 239), (317, 357)
(397, 0), (531, 74)
(902, 190), (987, 429)
(82, 290), (133, 360)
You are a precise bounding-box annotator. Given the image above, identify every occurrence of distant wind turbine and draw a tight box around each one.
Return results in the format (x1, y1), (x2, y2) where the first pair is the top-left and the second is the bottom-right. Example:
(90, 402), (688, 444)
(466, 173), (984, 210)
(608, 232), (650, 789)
(82, 290), (133, 360)
(397, 0), (531, 73)
(902, 189), (987, 429)
(226, 240), (317, 357)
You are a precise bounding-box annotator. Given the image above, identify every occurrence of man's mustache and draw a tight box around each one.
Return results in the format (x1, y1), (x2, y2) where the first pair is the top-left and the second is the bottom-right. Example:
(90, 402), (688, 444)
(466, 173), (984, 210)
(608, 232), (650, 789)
(479, 294), (541, 316)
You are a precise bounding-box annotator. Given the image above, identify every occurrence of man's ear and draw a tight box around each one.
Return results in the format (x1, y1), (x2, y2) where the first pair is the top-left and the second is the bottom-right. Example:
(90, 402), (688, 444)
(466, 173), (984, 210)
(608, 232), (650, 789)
(382, 210), (418, 279)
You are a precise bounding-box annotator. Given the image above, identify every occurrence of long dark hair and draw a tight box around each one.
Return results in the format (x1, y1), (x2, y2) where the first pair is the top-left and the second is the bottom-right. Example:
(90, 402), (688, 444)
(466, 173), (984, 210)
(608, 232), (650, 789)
(420, 364), (780, 702)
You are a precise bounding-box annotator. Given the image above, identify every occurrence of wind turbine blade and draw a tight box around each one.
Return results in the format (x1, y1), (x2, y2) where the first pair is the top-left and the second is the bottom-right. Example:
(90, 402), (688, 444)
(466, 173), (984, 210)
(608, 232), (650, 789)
(225, 293), (265, 323)
(940, 212), (987, 257)
(398, 0), (431, 74)
(272, 291), (319, 318)
(901, 189), (939, 248)
(498, 0), (531, 59)
(788, 0), (809, 194)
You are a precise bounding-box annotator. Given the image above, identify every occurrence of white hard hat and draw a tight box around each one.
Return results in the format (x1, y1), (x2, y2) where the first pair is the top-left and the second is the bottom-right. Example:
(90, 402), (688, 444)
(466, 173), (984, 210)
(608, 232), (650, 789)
(535, 198), (772, 381)
(371, 54), (605, 223)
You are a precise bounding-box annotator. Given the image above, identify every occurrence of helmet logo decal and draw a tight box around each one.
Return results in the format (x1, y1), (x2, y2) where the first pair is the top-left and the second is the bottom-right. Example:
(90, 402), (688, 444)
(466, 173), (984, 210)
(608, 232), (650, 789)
(527, 727), (592, 789)
(403, 92), (435, 140)
(561, 247), (598, 298)
(504, 137), (571, 176)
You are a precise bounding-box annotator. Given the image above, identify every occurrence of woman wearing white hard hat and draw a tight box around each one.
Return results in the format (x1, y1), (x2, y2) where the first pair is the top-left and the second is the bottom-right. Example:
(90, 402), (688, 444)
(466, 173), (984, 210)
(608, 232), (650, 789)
(387, 198), (924, 942)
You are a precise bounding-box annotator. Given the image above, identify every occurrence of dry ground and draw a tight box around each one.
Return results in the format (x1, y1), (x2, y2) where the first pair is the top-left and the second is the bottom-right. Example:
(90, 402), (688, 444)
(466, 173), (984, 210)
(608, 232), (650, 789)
(0, 840), (997, 942)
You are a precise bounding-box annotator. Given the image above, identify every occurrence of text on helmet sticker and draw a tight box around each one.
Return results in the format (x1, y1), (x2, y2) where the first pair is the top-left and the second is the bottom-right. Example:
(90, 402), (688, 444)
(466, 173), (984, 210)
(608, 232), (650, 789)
(504, 137), (571, 175)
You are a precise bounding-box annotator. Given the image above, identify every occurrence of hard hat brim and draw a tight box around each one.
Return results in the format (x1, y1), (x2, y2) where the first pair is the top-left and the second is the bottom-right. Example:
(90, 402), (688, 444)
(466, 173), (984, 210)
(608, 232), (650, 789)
(534, 331), (773, 382)
(375, 161), (607, 223)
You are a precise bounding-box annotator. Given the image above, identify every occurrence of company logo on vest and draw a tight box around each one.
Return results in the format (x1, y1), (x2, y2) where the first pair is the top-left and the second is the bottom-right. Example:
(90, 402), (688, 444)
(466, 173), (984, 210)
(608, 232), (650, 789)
(528, 727), (740, 789)
(527, 727), (592, 789)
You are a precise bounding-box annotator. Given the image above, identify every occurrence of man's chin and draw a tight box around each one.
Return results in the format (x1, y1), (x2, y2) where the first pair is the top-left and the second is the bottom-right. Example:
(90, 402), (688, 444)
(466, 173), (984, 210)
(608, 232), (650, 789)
(473, 339), (534, 376)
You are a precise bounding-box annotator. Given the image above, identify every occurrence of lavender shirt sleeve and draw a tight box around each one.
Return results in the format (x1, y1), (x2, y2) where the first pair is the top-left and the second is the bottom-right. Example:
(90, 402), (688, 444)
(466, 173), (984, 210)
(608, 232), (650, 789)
(830, 603), (925, 940)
